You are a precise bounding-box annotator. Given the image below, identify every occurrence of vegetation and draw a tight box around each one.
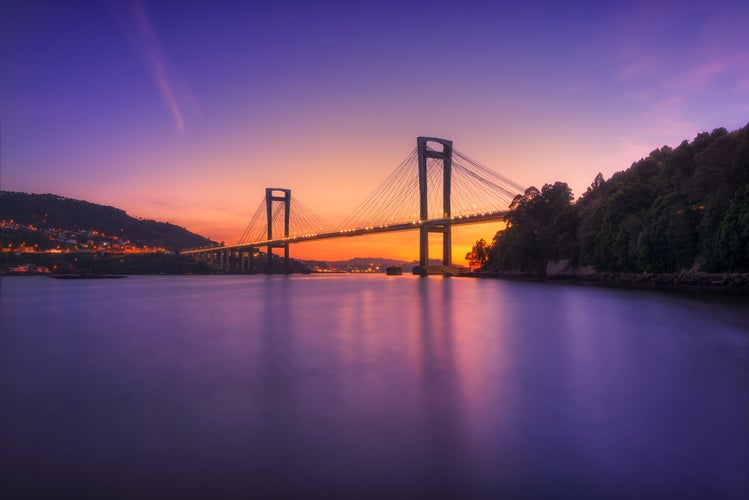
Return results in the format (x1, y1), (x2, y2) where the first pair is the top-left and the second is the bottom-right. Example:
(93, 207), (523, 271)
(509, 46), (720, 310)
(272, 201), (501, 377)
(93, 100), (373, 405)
(480, 123), (749, 275)
(465, 238), (490, 270)
(0, 191), (215, 252)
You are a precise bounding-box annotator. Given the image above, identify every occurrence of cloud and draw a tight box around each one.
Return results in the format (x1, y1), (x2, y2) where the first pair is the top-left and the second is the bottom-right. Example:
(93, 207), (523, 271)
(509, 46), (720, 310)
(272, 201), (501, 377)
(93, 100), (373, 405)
(128, 0), (197, 134)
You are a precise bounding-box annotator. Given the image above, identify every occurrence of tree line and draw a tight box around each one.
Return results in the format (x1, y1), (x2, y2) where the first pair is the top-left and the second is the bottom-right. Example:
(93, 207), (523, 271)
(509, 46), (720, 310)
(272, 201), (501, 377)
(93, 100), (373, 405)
(467, 123), (749, 274)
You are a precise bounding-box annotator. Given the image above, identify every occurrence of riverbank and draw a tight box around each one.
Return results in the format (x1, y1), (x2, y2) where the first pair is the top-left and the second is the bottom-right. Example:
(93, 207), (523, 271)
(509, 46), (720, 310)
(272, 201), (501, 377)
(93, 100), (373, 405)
(476, 269), (749, 294)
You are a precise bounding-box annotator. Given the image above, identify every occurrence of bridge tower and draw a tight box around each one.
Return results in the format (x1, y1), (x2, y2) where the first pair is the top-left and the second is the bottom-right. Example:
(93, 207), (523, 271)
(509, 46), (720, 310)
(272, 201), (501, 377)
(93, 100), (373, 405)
(415, 137), (457, 275)
(265, 188), (291, 273)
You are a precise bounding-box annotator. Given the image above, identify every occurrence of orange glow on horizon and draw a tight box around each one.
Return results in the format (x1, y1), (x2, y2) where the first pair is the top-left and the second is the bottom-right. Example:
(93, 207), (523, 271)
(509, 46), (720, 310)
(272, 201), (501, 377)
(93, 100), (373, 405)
(197, 222), (505, 266)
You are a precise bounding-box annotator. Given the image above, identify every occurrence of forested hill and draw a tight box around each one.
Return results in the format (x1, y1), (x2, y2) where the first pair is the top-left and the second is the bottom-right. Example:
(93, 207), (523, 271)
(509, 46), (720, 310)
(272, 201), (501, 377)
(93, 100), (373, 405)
(0, 191), (216, 252)
(473, 123), (749, 274)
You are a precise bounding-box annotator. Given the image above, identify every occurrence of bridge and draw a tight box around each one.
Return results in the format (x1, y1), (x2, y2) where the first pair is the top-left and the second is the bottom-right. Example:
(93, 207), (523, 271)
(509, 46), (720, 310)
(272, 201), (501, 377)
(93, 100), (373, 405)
(182, 137), (525, 275)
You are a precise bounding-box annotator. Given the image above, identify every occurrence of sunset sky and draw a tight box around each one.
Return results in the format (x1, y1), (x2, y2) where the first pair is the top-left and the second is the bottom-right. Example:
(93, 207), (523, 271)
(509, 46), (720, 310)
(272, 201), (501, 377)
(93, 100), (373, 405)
(2, 0), (747, 263)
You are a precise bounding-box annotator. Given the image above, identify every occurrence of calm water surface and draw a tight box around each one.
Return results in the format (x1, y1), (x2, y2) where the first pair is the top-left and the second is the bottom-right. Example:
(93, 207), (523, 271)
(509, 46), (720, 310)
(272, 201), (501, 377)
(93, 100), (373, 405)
(1, 275), (748, 499)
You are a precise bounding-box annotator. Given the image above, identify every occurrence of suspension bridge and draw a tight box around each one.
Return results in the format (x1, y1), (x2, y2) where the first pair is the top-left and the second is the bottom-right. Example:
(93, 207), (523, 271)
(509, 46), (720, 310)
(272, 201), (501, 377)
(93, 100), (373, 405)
(182, 137), (525, 275)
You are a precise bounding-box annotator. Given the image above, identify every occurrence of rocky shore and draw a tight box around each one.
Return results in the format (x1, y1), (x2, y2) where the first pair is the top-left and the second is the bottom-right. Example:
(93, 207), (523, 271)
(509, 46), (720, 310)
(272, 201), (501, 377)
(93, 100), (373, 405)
(477, 268), (749, 294)
(552, 271), (749, 293)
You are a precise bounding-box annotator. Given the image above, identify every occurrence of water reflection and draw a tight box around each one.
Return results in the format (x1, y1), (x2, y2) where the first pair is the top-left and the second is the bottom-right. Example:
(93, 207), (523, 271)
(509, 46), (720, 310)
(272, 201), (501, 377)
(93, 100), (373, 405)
(1, 276), (747, 499)
(412, 278), (473, 496)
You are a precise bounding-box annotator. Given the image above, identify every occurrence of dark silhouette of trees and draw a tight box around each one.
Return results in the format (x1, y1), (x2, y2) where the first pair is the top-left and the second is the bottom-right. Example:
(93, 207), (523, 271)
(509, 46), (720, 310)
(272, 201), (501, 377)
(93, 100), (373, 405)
(465, 238), (489, 270)
(487, 182), (575, 274)
(714, 185), (749, 270)
(477, 123), (749, 274)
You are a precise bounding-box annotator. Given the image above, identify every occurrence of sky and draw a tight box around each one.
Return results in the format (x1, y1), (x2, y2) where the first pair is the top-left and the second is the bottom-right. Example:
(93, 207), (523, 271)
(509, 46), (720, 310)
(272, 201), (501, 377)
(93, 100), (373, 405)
(1, 0), (748, 263)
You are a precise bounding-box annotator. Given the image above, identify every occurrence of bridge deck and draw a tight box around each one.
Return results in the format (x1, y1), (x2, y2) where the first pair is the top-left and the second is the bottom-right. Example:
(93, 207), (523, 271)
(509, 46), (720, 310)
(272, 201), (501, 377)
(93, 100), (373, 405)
(181, 211), (507, 255)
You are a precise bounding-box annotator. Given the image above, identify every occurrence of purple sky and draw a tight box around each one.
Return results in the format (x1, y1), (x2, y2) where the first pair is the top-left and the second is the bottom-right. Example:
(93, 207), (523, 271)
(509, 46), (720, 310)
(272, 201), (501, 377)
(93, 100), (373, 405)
(2, 0), (747, 260)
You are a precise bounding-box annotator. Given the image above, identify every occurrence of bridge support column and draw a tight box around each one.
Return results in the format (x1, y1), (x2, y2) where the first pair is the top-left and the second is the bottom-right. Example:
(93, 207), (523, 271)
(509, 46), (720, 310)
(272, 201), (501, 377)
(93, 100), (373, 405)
(266, 188), (291, 274)
(414, 137), (458, 275)
(241, 250), (249, 273)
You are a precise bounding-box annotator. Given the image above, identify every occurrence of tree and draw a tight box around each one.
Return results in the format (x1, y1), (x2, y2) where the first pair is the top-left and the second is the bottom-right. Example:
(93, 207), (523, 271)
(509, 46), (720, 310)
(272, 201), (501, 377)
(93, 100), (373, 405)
(465, 238), (489, 271)
(714, 186), (749, 271)
(486, 182), (575, 275)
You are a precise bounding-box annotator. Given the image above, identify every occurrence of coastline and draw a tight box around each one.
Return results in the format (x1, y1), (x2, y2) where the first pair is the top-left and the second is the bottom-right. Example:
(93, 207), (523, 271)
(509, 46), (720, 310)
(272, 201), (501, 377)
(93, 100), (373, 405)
(475, 269), (749, 294)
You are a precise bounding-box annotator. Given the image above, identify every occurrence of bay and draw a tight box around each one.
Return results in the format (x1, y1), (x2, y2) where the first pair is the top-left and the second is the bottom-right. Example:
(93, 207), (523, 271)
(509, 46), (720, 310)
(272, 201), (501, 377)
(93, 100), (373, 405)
(1, 275), (747, 499)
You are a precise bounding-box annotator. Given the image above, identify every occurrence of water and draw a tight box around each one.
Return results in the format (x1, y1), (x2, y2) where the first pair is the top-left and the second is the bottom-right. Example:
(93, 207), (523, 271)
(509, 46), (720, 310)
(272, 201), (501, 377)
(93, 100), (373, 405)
(1, 275), (747, 499)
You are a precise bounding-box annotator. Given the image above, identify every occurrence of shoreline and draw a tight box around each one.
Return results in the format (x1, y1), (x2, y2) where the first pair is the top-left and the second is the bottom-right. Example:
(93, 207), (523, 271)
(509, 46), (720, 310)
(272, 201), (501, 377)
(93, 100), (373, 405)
(475, 270), (749, 295)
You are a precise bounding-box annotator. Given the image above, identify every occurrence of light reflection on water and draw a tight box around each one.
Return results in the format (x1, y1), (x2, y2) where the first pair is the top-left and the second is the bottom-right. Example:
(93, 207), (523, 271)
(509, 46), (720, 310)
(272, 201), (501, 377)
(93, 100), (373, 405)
(1, 275), (747, 499)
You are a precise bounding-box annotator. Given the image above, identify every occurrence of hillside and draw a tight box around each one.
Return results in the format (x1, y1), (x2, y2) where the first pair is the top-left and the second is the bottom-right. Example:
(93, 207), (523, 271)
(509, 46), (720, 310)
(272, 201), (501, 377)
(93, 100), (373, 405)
(0, 191), (216, 252)
(473, 123), (749, 275)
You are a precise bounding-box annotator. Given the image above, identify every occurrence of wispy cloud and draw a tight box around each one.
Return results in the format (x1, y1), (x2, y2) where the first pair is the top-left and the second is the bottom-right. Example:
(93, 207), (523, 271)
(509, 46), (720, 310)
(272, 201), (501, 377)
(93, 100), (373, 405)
(128, 0), (198, 134)
(601, 0), (749, 142)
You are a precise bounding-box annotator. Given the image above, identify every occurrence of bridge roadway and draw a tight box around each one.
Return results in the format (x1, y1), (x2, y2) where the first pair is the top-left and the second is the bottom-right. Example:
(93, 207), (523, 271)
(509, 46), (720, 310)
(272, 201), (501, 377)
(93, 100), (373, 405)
(180, 210), (508, 256)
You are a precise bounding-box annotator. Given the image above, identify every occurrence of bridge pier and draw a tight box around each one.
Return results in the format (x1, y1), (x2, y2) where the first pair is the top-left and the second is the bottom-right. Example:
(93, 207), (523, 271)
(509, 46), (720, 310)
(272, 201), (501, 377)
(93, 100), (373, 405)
(205, 247), (258, 273)
(229, 249), (237, 273)
(265, 188), (291, 274)
(413, 137), (458, 276)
